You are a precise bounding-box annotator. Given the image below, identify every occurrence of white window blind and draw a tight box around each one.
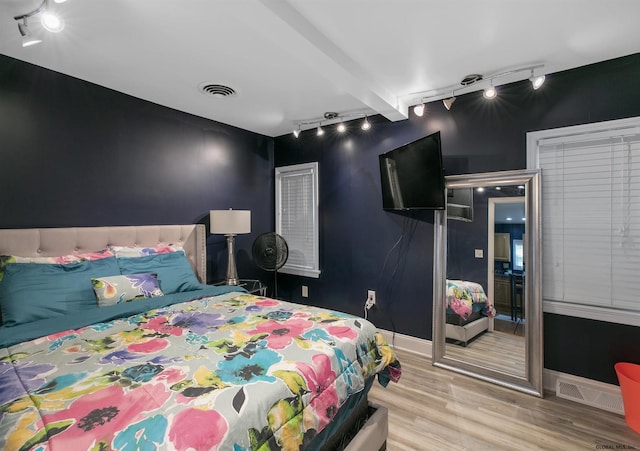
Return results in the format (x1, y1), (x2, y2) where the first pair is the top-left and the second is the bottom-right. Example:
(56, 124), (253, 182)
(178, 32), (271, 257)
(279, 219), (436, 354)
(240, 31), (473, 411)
(532, 121), (640, 318)
(275, 162), (320, 278)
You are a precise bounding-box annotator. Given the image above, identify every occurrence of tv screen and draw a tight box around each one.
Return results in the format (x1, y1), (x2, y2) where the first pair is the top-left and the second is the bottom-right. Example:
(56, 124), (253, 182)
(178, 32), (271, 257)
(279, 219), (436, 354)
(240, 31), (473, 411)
(379, 131), (446, 210)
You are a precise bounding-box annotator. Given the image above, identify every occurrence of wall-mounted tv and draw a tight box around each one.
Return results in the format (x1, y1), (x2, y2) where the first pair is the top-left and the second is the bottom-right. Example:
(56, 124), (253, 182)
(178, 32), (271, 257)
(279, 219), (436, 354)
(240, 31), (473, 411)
(379, 131), (446, 210)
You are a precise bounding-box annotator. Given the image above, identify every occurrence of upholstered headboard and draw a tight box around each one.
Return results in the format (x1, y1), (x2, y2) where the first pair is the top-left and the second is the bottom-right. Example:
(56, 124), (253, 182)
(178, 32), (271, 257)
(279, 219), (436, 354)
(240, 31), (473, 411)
(0, 225), (207, 283)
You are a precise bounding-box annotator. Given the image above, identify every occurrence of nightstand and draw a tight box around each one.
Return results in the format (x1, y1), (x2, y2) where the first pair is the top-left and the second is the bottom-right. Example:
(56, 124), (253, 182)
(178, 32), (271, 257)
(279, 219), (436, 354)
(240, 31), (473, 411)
(213, 279), (267, 296)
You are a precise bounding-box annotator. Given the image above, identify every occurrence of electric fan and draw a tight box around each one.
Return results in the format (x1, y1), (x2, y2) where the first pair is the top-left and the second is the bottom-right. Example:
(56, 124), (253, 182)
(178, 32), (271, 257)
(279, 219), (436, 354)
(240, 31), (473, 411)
(252, 232), (288, 297)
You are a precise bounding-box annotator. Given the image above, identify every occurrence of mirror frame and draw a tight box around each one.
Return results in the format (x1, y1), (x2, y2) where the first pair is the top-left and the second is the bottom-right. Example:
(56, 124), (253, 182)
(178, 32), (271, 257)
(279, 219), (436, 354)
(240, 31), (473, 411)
(432, 169), (543, 397)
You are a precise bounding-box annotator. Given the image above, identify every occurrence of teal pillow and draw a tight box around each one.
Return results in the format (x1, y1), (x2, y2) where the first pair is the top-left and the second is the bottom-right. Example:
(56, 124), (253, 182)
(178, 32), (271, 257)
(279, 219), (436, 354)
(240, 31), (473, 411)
(92, 273), (164, 306)
(117, 251), (203, 294)
(0, 257), (120, 327)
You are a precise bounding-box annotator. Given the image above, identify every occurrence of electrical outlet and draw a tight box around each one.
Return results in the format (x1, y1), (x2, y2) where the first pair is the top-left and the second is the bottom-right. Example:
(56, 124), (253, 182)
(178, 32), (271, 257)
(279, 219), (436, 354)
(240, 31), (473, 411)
(302, 285), (308, 298)
(365, 290), (376, 310)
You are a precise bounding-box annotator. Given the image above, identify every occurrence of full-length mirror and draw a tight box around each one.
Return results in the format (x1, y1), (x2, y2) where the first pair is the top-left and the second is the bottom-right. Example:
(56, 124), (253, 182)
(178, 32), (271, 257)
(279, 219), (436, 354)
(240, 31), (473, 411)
(432, 169), (543, 397)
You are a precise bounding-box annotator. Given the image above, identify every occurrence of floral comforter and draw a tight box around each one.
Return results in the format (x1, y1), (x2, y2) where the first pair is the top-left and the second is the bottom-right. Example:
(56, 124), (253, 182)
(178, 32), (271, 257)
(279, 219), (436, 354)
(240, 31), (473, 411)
(446, 279), (495, 320)
(0, 292), (401, 450)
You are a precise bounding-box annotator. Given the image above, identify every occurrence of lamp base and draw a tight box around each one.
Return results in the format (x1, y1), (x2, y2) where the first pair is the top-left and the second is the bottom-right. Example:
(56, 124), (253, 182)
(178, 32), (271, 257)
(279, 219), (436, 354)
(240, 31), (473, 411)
(225, 234), (239, 285)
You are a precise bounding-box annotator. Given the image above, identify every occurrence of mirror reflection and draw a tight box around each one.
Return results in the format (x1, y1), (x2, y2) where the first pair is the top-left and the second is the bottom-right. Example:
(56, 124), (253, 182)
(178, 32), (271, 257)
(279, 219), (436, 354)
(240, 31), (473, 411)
(432, 169), (542, 397)
(445, 189), (526, 378)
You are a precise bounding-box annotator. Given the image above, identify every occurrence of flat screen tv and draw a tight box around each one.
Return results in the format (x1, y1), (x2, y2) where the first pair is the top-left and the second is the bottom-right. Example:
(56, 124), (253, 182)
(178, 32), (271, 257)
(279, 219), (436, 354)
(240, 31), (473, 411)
(379, 131), (446, 210)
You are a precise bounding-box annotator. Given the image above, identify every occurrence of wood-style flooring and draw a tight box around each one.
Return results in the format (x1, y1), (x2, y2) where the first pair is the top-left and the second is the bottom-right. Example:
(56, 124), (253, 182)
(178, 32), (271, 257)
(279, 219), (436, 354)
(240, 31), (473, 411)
(368, 348), (640, 450)
(446, 330), (526, 377)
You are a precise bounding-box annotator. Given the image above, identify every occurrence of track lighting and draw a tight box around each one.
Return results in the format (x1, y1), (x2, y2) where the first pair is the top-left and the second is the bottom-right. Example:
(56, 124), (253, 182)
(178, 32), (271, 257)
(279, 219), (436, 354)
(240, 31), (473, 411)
(483, 80), (497, 99)
(41, 11), (64, 32)
(13, 0), (67, 46)
(530, 71), (546, 90)
(361, 116), (371, 131)
(442, 96), (456, 111)
(408, 64), (546, 113)
(18, 18), (42, 47)
(413, 103), (425, 117)
(292, 110), (373, 138)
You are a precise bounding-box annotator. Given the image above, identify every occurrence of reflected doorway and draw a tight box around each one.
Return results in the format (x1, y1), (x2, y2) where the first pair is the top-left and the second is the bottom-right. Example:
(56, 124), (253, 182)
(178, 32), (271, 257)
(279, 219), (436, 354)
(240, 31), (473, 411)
(489, 197), (526, 339)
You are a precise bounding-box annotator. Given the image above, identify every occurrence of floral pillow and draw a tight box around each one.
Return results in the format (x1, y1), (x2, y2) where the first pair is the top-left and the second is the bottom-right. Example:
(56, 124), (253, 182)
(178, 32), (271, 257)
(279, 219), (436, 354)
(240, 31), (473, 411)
(0, 248), (114, 282)
(91, 273), (164, 306)
(109, 245), (184, 258)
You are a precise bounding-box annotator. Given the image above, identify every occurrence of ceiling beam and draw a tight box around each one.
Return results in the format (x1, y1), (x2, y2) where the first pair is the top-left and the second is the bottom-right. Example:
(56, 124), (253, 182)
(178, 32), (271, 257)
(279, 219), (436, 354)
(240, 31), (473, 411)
(251, 0), (408, 122)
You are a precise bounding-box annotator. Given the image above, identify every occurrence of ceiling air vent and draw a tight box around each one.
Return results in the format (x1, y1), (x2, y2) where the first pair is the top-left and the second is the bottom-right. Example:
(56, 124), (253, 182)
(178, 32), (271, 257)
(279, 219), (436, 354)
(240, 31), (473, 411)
(199, 83), (237, 98)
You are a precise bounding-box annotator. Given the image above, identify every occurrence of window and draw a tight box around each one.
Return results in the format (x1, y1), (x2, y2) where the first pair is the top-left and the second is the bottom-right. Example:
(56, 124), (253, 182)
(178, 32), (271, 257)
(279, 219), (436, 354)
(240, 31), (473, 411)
(275, 162), (321, 278)
(527, 117), (640, 325)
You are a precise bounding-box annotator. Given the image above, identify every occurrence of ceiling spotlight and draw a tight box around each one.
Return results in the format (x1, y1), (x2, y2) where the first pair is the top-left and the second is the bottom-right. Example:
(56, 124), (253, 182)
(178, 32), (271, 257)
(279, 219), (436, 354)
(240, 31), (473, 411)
(530, 73), (546, 90)
(506, 217), (513, 221)
(413, 103), (425, 117)
(41, 11), (64, 32)
(443, 96), (456, 111)
(361, 116), (371, 131)
(292, 126), (300, 138)
(337, 122), (346, 133)
(483, 81), (497, 99)
(17, 18), (42, 47)
(316, 125), (324, 136)
(477, 187), (485, 192)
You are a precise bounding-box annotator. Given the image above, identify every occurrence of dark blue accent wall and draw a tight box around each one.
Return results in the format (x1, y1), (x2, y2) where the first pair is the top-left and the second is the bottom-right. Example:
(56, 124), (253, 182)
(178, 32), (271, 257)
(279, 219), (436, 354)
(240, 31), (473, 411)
(274, 54), (640, 384)
(0, 54), (274, 284)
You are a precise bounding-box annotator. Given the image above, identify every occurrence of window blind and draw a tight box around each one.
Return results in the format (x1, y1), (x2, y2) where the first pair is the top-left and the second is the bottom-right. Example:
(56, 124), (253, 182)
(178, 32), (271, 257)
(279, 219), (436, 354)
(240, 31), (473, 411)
(538, 131), (640, 312)
(275, 163), (320, 278)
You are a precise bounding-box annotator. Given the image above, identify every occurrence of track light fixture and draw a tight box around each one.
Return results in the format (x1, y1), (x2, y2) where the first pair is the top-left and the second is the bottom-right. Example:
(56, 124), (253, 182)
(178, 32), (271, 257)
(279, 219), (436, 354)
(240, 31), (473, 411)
(13, 0), (67, 47)
(530, 69), (546, 90)
(483, 80), (497, 99)
(413, 103), (425, 117)
(18, 18), (42, 47)
(407, 64), (546, 113)
(361, 116), (371, 130)
(291, 110), (373, 138)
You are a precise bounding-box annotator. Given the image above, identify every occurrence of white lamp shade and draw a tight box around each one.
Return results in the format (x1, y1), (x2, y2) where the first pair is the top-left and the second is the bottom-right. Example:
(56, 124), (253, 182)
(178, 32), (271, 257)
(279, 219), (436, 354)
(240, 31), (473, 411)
(210, 210), (251, 235)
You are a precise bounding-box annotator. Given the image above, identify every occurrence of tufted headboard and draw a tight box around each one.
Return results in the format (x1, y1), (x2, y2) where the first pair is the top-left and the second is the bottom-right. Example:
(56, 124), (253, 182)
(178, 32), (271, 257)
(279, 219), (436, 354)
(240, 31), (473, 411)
(0, 225), (207, 283)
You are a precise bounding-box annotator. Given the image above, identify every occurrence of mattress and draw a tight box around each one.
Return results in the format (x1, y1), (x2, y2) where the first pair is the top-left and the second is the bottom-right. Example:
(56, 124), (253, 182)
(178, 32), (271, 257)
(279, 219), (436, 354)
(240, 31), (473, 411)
(0, 288), (401, 450)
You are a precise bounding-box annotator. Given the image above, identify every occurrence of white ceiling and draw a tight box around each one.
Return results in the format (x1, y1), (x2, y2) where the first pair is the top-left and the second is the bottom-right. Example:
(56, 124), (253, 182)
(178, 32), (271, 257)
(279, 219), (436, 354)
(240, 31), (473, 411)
(1, 0), (639, 137)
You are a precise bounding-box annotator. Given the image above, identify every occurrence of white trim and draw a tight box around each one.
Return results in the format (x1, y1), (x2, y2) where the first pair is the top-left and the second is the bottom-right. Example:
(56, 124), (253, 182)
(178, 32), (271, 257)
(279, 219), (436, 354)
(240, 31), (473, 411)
(378, 329), (432, 358)
(527, 116), (640, 168)
(275, 162), (321, 278)
(380, 330), (623, 415)
(527, 116), (640, 324)
(544, 300), (640, 327)
(279, 267), (321, 279)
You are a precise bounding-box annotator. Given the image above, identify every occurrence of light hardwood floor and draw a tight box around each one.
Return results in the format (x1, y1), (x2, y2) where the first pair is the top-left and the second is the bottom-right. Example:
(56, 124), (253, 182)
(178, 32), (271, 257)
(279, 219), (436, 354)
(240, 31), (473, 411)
(446, 331), (526, 376)
(368, 348), (640, 450)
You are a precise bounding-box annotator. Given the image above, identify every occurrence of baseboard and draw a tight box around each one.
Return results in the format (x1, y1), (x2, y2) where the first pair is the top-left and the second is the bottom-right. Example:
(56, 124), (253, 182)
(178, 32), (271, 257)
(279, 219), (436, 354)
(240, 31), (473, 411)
(379, 329), (432, 358)
(378, 329), (623, 415)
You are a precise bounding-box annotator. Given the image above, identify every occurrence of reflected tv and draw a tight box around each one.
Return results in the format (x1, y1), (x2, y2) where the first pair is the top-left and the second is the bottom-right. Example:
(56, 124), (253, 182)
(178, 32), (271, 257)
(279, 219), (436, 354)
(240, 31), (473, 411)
(379, 131), (446, 210)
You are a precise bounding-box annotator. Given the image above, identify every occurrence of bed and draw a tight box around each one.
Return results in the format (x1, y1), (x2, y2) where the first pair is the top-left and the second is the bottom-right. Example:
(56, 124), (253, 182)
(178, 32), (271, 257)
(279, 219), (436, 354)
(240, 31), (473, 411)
(0, 225), (401, 450)
(445, 279), (495, 346)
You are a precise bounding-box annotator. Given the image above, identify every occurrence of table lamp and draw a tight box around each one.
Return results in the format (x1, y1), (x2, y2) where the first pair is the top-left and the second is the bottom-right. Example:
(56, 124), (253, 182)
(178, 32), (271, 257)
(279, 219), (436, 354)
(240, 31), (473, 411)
(210, 209), (251, 285)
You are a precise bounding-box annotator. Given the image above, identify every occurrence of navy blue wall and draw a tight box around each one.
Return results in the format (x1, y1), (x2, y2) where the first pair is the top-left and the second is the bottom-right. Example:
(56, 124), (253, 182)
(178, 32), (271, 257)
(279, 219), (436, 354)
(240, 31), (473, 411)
(274, 54), (640, 384)
(0, 55), (274, 284)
